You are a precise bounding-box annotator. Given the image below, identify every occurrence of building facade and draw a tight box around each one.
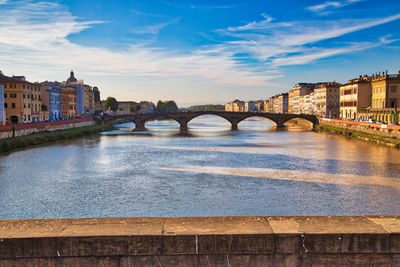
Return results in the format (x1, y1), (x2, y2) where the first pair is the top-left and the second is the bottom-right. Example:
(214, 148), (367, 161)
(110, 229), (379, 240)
(370, 71), (400, 123)
(61, 86), (76, 118)
(314, 82), (340, 118)
(83, 84), (95, 114)
(244, 101), (256, 112)
(273, 93), (288, 113)
(0, 84), (4, 125)
(138, 101), (155, 113)
(0, 72), (36, 124)
(40, 82), (62, 121)
(116, 101), (139, 114)
(340, 76), (372, 120)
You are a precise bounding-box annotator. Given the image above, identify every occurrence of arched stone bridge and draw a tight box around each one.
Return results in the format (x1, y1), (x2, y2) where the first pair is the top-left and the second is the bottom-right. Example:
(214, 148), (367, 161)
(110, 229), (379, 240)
(103, 111), (318, 131)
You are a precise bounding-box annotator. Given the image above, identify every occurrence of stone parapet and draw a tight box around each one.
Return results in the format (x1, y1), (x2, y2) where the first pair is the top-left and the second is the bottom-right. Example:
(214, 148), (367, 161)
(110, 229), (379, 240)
(319, 117), (400, 139)
(0, 216), (399, 266)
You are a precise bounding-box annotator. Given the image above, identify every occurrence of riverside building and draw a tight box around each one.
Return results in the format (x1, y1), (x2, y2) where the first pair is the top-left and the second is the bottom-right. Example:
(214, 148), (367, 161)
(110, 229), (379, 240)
(61, 86), (76, 118)
(0, 72), (36, 124)
(370, 71), (400, 123)
(339, 75), (372, 120)
(0, 84), (4, 125)
(40, 82), (62, 121)
(314, 82), (341, 118)
(288, 83), (323, 114)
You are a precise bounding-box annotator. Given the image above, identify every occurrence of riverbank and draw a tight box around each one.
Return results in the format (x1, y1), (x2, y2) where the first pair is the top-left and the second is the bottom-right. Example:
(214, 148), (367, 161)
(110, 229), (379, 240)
(315, 124), (400, 148)
(0, 124), (113, 153)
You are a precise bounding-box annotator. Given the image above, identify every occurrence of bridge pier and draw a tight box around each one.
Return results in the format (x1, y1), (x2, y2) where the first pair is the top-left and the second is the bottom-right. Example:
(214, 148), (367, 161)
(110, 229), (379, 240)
(180, 121), (188, 132)
(231, 122), (238, 131)
(274, 118), (285, 128)
(134, 120), (146, 131)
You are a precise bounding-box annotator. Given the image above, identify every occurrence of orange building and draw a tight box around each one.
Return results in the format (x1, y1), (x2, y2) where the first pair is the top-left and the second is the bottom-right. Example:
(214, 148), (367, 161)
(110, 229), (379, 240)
(61, 86), (76, 118)
(0, 71), (36, 123)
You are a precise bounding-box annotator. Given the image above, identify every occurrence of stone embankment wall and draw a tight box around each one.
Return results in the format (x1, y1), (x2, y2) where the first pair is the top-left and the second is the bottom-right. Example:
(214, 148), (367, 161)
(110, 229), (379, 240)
(319, 118), (400, 139)
(0, 216), (399, 266)
(0, 119), (95, 139)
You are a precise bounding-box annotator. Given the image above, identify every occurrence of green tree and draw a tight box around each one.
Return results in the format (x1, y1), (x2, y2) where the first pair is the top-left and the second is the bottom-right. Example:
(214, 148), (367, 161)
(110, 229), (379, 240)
(93, 87), (100, 103)
(104, 97), (118, 112)
(156, 100), (178, 112)
(130, 104), (141, 113)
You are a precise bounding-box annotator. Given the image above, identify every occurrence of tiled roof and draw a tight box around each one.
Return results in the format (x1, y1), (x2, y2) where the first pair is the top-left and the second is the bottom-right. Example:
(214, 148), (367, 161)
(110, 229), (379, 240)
(0, 73), (31, 84)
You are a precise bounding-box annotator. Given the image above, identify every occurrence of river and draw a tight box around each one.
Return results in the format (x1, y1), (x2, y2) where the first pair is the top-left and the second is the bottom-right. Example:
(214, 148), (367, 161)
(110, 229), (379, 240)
(0, 115), (399, 219)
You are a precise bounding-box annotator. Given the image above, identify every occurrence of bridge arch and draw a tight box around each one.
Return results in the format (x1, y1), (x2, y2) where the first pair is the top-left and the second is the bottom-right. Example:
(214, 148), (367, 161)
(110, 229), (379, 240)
(281, 115), (318, 127)
(135, 114), (181, 130)
(236, 114), (280, 128)
(185, 112), (234, 128)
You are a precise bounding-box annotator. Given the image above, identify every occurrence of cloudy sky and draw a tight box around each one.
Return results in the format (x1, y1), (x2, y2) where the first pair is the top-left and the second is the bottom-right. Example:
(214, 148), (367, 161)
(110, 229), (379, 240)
(0, 0), (399, 106)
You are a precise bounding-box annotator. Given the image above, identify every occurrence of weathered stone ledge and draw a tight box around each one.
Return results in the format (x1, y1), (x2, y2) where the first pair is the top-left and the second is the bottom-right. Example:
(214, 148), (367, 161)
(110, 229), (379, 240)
(0, 216), (399, 266)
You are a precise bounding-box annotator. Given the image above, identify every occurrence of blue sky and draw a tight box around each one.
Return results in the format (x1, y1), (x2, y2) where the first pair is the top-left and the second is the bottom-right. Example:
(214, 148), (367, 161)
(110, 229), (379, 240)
(0, 0), (399, 106)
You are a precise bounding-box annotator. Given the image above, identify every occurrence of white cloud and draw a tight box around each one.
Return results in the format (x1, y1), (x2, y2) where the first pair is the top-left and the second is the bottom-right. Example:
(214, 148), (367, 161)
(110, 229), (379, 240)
(0, 0), (277, 91)
(307, 0), (364, 13)
(0, 0), (399, 103)
(218, 13), (400, 66)
(131, 18), (180, 35)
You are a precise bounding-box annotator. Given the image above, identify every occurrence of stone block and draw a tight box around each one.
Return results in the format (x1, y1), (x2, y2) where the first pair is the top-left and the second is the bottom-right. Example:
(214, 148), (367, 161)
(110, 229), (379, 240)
(197, 234), (274, 254)
(163, 216), (271, 235)
(274, 234), (300, 253)
(126, 236), (162, 255)
(393, 254), (400, 266)
(303, 234), (391, 254)
(162, 235), (196, 255)
(301, 253), (392, 267)
(266, 216), (388, 234)
(392, 234), (400, 253)
(75, 237), (128, 256)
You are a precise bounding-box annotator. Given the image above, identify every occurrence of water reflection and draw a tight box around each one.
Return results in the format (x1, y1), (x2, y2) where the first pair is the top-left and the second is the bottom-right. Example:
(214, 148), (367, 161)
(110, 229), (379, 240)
(0, 115), (399, 219)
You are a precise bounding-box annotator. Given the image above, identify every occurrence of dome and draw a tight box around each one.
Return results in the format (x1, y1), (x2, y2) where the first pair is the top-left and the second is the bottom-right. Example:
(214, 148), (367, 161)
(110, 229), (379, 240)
(66, 70), (77, 83)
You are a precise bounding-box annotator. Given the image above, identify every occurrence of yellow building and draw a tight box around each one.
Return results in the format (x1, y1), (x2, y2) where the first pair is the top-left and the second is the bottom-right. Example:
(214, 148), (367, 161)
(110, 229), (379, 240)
(31, 82), (44, 122)
(115, 101), (141, 115)
(0, 72), (36, 124)
(340, 75), (371, 120)
(370, 71), (400, 123)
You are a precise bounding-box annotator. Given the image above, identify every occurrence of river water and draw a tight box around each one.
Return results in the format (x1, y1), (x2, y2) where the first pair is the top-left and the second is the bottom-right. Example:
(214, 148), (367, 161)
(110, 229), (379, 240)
(0, 115), (399, 219)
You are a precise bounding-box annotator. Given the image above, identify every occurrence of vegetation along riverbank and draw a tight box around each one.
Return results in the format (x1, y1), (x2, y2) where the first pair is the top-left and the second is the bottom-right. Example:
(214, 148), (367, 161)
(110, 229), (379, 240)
(315, 124), (400, 148)
(0, 124), (113, 153)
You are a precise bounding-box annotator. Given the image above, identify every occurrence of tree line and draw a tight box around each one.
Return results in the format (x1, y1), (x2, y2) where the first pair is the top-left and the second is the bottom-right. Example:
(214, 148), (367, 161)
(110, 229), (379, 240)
(104, 97), (178, 113)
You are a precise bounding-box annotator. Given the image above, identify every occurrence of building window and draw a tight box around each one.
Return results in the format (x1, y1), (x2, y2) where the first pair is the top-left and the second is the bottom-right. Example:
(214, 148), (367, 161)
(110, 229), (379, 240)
(24, 103), (26, 108)
(12, 103), (15, 108)
(23, 94), (26, 99)
(28, 115), (30, 121)
(4, 103), (7, 108)
(4, 93), (6, 98)
(391, 86), (397, 93)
